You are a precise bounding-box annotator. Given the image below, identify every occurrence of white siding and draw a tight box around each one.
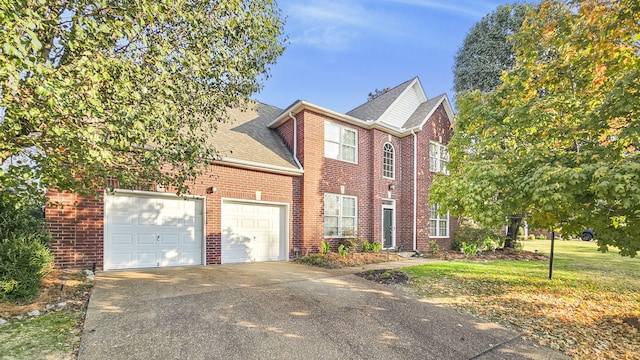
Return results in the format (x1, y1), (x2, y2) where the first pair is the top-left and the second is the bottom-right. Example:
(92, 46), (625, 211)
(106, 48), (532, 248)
(379, 83), (426, 128)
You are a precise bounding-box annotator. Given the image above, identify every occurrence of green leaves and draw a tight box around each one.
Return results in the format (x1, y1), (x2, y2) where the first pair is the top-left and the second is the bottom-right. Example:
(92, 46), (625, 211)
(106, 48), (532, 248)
(433, 0), (640, 256)
(0, 0), (286, 196)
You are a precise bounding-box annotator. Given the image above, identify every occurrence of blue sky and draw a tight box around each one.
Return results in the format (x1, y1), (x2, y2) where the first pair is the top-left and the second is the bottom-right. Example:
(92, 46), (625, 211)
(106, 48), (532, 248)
(255, 0), (524, 113)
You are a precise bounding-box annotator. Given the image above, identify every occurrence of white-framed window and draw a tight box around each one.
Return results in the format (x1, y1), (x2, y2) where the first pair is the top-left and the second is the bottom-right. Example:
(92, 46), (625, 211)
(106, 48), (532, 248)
(429, 141), (449, 174)
(325, 121), (357, 163)
(429, 203), (449, 237)
(324, 193), (357, 237)
(383, 142), (395, 179)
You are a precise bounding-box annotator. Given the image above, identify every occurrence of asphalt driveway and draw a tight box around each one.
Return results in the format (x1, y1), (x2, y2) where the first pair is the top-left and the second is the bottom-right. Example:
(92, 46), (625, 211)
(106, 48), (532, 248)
(79, 260), (568, 360)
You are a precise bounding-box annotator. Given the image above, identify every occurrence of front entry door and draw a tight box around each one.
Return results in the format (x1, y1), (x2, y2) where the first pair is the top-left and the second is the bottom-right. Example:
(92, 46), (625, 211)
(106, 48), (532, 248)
(382, 207), (394, 249)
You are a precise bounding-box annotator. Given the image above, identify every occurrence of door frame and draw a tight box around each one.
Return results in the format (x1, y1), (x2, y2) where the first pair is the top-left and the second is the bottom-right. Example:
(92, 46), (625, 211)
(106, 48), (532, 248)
(103, 189), (206, 271)
(381, 199), (396, 249)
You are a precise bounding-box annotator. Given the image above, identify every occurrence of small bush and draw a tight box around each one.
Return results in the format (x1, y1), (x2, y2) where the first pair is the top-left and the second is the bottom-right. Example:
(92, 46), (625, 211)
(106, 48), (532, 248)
(527, 234), (536, 241)
(514, 241), (524, 252)
(537, 234), (547, 240)
(461, 242), (478, 257)
(370, 241), (382, 253)
(338, 244), (348, 258)
(427, 240), (441, 255)
(452, 226), (501, 252)
(0, 235), (54, 302)
(339, 237), (358, 252)
(320, 240), (331, 255)
(361, 240), (371, 252)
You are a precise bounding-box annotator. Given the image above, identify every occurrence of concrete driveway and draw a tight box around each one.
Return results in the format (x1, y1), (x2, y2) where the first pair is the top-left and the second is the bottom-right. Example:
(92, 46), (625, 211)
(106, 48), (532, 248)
(79, 260), (567, 360)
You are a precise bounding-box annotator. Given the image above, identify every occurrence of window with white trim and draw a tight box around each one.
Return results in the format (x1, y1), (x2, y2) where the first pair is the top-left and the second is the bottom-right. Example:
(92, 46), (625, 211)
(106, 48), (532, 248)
(383, 143), (394, 178)
(324, 193), (357, 237)
(325, 121), (357, 163)
(429, 142), (449, 174)
(429, 203), (449, 237)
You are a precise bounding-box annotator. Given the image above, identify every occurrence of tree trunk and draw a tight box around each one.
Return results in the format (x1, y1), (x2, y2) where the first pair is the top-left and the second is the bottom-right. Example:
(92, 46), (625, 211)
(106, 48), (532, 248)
(505, 216), (523, 248)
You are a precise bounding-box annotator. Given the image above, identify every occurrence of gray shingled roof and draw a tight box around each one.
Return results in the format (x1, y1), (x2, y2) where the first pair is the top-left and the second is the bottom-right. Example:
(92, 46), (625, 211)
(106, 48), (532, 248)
(209, 103), (299, 171)
(403, 94), (447, 129)
(346, 78), (416, 121)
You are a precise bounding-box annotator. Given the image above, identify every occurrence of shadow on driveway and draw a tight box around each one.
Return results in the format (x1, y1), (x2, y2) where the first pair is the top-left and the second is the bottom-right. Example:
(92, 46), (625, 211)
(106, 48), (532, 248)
(79, 261), (568, 360)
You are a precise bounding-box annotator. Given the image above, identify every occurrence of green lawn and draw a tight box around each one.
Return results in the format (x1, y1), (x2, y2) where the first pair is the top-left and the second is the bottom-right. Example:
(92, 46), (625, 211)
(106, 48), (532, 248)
(0, 310), (82, 359)
(403, 240), (640, 359)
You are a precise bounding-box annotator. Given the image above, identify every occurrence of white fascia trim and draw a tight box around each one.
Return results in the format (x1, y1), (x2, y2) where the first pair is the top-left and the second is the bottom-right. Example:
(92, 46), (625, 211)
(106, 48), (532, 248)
(421, 95), (456, 128)
(215, 157), (304, 176)
(269, 100), (421, 138)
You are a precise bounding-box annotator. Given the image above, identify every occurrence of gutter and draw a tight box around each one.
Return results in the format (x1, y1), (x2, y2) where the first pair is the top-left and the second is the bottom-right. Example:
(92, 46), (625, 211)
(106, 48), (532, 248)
(412, 129), (418, 251)
(215, 157), (304, 176)
(288, 112), (303, 169)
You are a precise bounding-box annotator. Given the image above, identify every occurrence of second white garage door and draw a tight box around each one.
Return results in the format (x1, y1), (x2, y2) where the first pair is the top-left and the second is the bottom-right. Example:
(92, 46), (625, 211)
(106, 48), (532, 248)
(221, 200), (288, 264)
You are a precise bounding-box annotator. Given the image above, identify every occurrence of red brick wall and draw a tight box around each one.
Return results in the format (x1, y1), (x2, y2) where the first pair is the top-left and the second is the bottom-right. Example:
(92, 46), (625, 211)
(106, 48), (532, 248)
(292, 102), (456, 254)
(419, 103), (458, 251)
(47, 191), (104, 270)
(46, 163), (301, 269)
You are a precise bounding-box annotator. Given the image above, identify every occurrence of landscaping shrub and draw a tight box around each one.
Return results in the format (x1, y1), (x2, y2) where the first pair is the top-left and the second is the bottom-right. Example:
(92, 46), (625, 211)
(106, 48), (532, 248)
(451, 225), (501, 252)
(0, 189), (53, 302)
(338, 244), (348, 258)
(0, 235), (54, 302)
(339, 237), (358, 252)
(361, 240), (382, 253)
(320, 240), (331, 255)
(427, 240), (441, 255)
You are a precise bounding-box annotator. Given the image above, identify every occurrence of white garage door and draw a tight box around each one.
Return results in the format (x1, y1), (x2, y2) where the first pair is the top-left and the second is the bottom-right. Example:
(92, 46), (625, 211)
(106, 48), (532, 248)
(221, 200), (287, 264)
(105, 192), (204, 270)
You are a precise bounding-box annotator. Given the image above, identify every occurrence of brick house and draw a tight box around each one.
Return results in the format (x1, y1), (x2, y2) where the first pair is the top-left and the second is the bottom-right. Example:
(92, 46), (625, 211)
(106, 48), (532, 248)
(46, 77), (457, 270)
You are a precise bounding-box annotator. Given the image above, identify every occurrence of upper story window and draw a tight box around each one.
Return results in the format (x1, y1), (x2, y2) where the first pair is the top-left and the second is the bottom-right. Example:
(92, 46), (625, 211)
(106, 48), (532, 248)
(325, 121), (357, 163)
(324, 193), (357, 237)
(383, 143), (395, 179)
(429, 141), (449, 174)
(429, 203), (449, 237)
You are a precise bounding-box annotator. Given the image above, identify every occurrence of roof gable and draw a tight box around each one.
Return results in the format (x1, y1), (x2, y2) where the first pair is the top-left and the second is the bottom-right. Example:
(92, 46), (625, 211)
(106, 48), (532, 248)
(346, 78), (415, 121)
(377, 79), (427, 128)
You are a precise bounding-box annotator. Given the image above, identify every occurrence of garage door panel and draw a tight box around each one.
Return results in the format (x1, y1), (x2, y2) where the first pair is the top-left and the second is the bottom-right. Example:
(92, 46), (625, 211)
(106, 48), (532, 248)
(111, 233), (133, 245)
(221, 201), (287, 264)
(105, 193), (203, 270)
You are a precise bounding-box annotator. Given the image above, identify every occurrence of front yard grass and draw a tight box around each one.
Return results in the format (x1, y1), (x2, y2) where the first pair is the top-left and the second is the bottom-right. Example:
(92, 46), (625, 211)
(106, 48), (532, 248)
(403, 240), (640, 359)
(0, 310), (82, 359)
(0, 270), (91, 360)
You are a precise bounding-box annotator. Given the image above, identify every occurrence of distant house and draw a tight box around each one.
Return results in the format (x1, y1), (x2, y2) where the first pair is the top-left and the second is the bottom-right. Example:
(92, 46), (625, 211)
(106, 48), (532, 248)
(46, 77), (458, 270)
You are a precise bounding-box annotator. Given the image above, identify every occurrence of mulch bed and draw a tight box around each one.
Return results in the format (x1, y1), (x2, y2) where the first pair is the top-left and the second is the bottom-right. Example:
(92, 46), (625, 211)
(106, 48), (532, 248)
(0, 269), (93, 320)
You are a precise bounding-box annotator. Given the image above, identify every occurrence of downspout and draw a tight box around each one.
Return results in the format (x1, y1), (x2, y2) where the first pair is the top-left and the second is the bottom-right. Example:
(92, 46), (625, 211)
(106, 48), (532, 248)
(411, 129), (418, 251)
(288, 112), (303, 169)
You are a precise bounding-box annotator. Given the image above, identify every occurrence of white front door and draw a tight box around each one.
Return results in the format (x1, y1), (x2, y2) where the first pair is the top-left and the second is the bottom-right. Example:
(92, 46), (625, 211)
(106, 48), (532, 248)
(104, 192), (204, 270)
(221, 200), (287, 264)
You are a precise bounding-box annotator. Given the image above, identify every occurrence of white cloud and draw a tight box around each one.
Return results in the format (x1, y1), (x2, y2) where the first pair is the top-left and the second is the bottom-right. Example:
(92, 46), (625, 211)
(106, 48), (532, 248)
(384, 0), (496, 19)
(282, 0), (398, 51)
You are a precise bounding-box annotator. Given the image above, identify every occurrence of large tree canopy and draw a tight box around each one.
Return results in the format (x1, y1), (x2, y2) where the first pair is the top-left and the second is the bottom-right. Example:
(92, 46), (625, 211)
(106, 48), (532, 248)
(453, 3), (532, 95)
(0, 0), (285, 196)
(432, 0), (640, 256)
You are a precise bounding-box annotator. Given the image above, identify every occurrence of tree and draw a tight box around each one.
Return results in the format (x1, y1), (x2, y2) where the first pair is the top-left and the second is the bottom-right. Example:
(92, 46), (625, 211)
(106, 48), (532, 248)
(453, 3), (533, 95)
(367, 87), (391, 101)
(432, 0), (640, 256)
(0, 0), (285, 197)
